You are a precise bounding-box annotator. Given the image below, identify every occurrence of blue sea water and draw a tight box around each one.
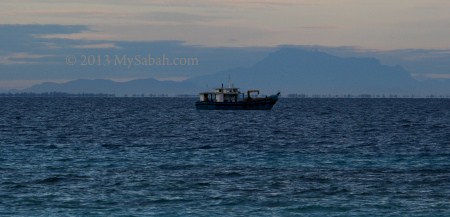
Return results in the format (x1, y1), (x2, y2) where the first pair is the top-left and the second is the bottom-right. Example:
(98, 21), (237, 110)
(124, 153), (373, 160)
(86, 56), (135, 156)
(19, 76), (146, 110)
(1, 97), (449, 216)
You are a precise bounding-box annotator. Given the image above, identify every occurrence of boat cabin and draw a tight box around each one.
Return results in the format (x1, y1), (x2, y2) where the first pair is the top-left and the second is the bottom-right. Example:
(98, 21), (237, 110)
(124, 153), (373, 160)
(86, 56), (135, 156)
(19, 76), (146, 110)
(199, 87), (247, 103)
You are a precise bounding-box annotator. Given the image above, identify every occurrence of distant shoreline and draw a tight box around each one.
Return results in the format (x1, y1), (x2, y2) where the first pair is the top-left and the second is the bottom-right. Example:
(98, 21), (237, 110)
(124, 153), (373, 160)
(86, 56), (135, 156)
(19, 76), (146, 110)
(1, 92), (449, 99)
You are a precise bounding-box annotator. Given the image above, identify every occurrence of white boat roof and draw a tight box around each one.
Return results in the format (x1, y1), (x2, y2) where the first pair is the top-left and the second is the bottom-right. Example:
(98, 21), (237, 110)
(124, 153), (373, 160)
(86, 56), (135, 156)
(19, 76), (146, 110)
(214, 87), (239, 90)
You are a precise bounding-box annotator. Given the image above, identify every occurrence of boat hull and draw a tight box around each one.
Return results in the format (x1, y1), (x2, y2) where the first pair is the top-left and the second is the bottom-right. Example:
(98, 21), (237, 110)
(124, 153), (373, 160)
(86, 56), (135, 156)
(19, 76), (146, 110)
(195, 98), (278, 110)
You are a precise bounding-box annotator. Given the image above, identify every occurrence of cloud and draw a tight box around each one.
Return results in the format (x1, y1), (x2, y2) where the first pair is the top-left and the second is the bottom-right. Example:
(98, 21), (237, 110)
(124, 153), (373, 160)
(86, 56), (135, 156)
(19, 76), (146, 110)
(0, 24), (274, 89)
(0, 53), (53, 65)
(299, 26), (337, 30)
(0, 24), (90, 52)
(125, 0), (316, 8)
(72, 43), (118, 49)
(138, 11), (225, 25)
(0, 24), (89, 37)
(2, 9), (132, 18)
(3, 0), (450, 49)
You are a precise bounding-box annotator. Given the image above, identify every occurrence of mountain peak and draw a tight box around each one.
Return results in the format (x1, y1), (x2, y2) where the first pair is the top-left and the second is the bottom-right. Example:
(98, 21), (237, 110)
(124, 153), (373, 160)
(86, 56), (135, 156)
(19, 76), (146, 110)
(190, 48), (424, 94)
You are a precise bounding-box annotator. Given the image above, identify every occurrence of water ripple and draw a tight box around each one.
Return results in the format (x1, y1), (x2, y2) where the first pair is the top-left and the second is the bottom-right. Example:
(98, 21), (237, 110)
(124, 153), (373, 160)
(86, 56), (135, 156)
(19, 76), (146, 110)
(0, 98), (449, 216)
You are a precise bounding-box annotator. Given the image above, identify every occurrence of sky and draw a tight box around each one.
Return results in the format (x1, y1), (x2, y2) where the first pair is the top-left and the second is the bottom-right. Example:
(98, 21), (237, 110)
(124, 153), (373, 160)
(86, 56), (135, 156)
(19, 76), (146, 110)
(2, 0), (450, 49)
(1, 0), (450, 89)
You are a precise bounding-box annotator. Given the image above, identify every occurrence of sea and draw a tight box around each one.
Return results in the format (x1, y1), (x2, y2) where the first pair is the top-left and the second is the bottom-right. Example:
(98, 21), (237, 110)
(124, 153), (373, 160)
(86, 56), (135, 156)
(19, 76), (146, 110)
(1, 97), (449, 216)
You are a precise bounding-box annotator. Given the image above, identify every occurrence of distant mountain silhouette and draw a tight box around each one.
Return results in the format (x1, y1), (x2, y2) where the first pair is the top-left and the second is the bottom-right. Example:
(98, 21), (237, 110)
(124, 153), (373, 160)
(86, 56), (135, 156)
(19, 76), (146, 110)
(190, 47), (435, 94)
(16, 48), (450, 96)
(23, 78), (200, 96)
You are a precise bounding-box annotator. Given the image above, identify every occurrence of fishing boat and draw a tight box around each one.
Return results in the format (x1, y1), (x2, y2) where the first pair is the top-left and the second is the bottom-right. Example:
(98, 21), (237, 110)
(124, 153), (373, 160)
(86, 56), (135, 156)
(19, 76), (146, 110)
(195, 84), (280, 110)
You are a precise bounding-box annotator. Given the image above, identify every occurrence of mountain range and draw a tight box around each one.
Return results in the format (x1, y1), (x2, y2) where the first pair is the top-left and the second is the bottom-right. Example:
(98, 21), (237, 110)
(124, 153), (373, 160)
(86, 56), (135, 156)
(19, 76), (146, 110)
(13, 48), (450, 96)
(22, 78), (199, 96)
